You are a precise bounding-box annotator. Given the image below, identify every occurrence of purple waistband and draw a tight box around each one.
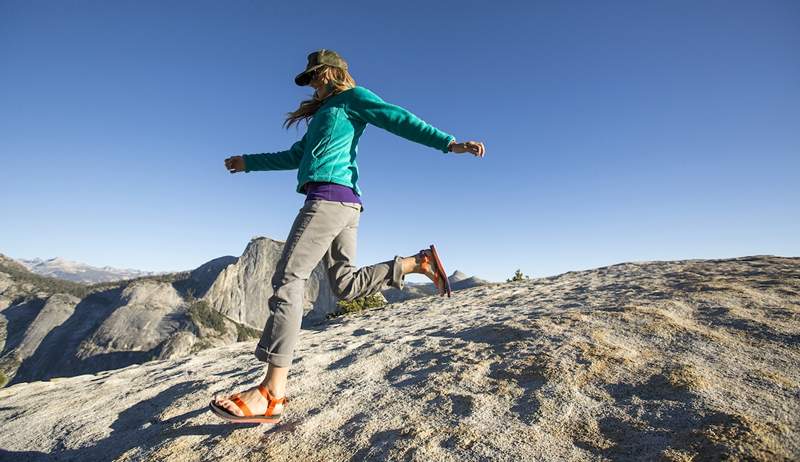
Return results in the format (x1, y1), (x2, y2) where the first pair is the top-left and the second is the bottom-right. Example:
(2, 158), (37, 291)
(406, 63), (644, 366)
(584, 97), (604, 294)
(304, 181), (362, 205)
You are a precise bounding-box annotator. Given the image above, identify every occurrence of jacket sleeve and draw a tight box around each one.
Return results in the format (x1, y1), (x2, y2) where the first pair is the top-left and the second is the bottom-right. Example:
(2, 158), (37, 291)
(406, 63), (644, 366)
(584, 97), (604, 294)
(242, 133), (307, 172)
(347, 87), (455, 153)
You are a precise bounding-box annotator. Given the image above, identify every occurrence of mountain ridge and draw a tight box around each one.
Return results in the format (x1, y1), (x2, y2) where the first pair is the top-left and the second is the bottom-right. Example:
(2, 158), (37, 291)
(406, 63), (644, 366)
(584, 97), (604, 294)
(16, 256), (164, 284)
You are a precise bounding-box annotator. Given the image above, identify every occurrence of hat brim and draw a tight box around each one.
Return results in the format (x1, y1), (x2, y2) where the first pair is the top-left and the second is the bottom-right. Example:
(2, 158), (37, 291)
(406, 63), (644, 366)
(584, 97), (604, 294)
(294, 64), (325, 86)
(294, 71), (313, 86)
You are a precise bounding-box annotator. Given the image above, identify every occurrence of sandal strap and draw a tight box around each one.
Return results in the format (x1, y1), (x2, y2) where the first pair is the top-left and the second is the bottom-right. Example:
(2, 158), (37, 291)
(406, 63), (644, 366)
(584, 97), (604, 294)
(419, 253), (443, 291)
(420, 253), (433, 269)
(257, 384), (287, 410)
(230, 394), (253, 417)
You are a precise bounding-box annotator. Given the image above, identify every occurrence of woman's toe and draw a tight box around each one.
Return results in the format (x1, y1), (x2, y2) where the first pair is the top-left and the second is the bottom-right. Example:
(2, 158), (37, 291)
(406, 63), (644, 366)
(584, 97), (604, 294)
(220, 399), (242, 416)
(216, 398), (231, 411)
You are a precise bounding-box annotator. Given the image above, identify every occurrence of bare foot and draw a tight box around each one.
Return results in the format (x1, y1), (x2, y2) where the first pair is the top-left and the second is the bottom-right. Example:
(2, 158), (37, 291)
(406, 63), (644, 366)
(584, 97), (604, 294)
(412, 249), (441, 284)
(213, 386), (284, 417)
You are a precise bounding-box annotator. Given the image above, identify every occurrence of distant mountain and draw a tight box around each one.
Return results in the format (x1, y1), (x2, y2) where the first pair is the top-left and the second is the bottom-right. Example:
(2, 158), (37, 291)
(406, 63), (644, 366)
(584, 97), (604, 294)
(382, 270), (493, 303)
(16, 257), (160, 284)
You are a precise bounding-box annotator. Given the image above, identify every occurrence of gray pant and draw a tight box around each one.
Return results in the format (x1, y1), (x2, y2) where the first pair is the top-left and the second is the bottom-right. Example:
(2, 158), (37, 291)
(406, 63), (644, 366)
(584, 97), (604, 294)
(255, 199), (407, 367)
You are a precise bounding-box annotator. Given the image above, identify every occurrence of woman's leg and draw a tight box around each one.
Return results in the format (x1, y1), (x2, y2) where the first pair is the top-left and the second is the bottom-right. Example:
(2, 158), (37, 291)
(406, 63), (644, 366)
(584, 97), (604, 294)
(324, 203), (441, 300)
(256, 201), (358, 366)
(213, 200), (354, 417)
(324, 205), (405, 299)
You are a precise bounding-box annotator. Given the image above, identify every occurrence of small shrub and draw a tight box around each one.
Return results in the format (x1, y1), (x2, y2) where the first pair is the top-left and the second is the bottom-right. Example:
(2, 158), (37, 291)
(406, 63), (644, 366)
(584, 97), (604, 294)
(235, 322), (261, 342)
(328, 293), (386, 319)
(506, 269), (530, 283)
(189, 339), (215, 354)
(0, 371), (8, 388)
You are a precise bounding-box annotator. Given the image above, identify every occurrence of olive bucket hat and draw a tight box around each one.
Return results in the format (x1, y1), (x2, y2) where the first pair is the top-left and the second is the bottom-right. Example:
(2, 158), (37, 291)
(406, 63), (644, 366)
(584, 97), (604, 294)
(294, 49), (349, 86)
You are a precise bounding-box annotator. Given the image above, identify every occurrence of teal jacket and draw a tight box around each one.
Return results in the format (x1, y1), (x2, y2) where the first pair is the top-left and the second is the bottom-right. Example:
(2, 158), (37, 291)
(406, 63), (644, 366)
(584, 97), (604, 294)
(242, 85), (455, 196)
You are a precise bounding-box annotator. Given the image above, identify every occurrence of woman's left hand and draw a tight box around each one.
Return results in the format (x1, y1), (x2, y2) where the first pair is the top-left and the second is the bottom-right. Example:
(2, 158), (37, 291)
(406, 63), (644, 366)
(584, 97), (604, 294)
(224, 155), (245, 173)
(449, 140), (485, 158)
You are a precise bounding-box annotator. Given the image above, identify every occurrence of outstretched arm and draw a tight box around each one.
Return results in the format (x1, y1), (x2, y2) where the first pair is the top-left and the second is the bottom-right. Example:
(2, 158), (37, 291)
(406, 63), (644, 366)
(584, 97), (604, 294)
(225, 133), (308, 173)
(346, 87), (456, 153)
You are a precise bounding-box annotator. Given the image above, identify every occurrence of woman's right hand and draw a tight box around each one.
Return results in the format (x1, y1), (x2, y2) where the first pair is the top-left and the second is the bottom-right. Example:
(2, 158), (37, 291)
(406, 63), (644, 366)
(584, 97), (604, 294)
(224, 156), (245, 173)
(448, 140), (486, 158)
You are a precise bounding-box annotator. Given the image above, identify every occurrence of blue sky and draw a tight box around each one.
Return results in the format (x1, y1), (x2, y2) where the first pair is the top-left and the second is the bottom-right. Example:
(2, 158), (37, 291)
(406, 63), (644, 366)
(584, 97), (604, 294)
(1, 0), (798, 283)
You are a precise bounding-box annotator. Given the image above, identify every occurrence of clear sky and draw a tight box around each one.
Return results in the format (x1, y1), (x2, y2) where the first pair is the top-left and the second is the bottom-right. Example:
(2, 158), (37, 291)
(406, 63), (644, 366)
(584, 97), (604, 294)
(1, 0), (798, 283)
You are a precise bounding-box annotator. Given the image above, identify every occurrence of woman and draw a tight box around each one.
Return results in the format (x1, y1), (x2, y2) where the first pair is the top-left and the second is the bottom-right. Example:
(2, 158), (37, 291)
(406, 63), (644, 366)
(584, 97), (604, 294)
(210, 49), (486, 424)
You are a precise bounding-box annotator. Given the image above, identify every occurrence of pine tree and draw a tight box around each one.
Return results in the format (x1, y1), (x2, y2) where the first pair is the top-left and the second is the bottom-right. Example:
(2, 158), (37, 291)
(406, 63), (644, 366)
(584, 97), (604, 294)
(506, 269), (530, 282)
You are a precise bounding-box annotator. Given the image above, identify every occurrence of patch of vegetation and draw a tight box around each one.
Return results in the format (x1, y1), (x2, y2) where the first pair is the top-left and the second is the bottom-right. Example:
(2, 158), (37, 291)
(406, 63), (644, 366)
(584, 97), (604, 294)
(189, 339), (216, 354)
(327, 293), (387, 319)
(187, 300), (227, 333)
(87, 271), (191, 293)
(506, 269), (530, 283)
(185, 288), (259, 342)
(0, 355), (21, 389)
(235, 322), (261, 342)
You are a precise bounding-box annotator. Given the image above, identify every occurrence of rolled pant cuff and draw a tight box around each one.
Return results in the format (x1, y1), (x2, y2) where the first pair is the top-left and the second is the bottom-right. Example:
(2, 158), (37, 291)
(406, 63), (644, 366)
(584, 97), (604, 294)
(391, 255), (405, 290)
(254, 343), (292, 368)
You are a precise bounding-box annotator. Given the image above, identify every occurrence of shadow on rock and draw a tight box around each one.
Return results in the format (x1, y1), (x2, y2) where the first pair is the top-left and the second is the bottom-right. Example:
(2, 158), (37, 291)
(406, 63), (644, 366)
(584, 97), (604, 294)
(429, 323), (536, 356)
(348, 428), (415, 462)
(1, 381), (259, 461)
(582, 373), (756, 461)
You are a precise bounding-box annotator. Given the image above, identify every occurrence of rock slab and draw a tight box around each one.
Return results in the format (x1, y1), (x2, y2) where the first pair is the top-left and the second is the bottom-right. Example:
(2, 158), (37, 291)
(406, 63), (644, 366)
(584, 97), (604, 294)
(0, 256), (797, 461)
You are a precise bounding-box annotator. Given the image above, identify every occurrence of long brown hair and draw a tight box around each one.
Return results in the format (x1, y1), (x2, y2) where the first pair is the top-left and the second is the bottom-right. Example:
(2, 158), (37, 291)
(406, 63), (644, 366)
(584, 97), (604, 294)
(283, 65), (356, 130)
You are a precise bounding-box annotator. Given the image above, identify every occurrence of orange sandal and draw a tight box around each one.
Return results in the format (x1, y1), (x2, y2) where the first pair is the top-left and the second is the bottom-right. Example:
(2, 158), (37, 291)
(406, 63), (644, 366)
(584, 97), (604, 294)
(209, 384), (288, 424)
(419, 244), (452, 298)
